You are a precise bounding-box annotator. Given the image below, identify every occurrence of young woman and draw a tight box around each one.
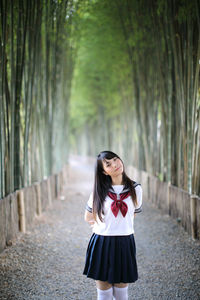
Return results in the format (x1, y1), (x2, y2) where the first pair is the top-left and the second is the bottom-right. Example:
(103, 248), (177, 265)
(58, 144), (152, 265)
(83, 151), (142, 300)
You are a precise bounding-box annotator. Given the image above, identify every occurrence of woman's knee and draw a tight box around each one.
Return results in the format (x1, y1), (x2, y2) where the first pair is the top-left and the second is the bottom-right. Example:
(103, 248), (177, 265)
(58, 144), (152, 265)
(96, 280), (112, 290)
(113, 283), (128, 288)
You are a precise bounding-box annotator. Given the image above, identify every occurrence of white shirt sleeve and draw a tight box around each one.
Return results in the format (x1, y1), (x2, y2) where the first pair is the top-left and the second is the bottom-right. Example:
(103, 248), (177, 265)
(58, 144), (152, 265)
(134, 185), (142, 213)
(85, 192), (93, 213)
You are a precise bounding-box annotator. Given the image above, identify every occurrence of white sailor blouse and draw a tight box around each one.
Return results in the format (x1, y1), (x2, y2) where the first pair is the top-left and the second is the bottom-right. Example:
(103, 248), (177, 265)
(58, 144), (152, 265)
(86, 181), (142, 236)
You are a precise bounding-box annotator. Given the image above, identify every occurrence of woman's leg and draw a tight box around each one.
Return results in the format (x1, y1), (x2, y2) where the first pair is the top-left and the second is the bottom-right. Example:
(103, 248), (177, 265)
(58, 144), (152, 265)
(113, 283), (128, 300)
(96, 280), (112, 290)
(95, 281), (113, 300)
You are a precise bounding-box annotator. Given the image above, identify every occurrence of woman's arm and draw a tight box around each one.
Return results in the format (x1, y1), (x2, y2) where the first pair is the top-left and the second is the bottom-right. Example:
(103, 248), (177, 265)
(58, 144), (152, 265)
(84, 210), (95, 227)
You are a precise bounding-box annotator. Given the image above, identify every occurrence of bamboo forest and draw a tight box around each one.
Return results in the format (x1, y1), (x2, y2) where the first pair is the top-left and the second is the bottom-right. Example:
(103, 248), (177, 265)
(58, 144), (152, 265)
(0, 0), (200, 199)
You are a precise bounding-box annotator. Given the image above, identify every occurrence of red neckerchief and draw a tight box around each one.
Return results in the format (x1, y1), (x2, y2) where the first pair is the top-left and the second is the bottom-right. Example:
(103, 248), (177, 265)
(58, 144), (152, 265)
(107, 190), (130, 217)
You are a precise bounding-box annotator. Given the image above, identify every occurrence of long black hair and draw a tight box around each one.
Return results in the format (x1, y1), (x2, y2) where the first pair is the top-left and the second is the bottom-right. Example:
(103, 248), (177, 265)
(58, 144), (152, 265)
(93, 150), (138, 221)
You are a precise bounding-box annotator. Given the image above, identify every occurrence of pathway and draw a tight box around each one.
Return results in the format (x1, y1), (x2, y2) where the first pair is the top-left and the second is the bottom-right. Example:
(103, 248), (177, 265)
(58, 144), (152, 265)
(0, 158), (199, 299)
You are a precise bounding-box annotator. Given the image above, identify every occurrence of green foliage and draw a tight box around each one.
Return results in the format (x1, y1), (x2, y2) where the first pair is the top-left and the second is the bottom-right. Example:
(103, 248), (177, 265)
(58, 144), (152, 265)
(1, 0), (199, 197)
(69, 0), (200, 195)
(0, 0), (76, 197)
(70, 0), (134, 132)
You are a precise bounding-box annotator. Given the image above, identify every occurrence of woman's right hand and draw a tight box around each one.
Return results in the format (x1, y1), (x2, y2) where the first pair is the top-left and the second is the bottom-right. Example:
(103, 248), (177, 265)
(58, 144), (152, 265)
(84, 210), (95, 228)
(88, 220), (95, 228)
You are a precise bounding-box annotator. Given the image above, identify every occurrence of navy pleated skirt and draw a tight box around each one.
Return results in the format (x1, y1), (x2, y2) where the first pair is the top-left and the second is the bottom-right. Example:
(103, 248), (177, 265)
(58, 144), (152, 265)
(83, 233), (138, 284)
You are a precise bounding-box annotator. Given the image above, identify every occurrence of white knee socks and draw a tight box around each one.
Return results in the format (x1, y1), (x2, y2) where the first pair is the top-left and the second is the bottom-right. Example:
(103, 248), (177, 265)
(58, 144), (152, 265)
(97, 287), (113, 300)
(97, 286), (128, 300)
(113, 286), (128, 300)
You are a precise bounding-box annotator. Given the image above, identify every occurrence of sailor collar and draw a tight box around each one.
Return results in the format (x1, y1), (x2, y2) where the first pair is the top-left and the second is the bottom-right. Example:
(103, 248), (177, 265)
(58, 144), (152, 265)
(108, 181), (139, 195)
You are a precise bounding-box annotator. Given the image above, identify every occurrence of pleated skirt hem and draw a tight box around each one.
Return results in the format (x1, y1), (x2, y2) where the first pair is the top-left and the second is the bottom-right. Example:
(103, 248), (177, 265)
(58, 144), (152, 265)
(83, 233), (138, 284)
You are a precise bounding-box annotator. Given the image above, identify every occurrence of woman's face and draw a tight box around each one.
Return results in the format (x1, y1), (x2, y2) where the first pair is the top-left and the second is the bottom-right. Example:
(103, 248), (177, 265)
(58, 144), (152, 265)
(102, 157), (123, 178)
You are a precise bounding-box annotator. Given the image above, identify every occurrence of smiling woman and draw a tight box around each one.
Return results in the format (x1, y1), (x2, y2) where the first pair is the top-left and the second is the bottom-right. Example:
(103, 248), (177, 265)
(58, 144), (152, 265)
(83, 151), (143, 300)
(102, 157), (124, 184)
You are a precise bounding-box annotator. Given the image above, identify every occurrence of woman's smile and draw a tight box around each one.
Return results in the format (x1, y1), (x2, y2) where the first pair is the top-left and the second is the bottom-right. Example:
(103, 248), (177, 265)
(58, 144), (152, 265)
(115, 166), (121, 172)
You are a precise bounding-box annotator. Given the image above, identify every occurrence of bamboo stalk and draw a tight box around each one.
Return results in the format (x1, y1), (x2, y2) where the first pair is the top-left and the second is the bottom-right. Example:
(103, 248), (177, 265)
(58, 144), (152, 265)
(17, 190), (26, 233)
(47, 178), (52, 206)
(0, 0), (6, 198)
(167, 181), (171, 214)
(10, 0), (15, 194)
(35, 183), (42, 216)
(190, 194), (198, 239)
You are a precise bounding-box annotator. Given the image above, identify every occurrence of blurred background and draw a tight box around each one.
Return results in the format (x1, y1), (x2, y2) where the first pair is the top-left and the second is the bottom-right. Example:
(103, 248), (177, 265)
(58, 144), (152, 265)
(0, 0), (199, 199)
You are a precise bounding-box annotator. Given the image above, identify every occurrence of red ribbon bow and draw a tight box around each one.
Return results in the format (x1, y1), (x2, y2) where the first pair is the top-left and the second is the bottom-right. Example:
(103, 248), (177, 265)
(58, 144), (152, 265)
(108, 191), (130, 217)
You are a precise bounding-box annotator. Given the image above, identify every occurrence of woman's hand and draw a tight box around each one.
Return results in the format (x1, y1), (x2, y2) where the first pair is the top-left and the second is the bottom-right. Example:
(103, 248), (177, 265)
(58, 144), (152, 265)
(84, 210), (95, 228)
(88, 220), (95, 228)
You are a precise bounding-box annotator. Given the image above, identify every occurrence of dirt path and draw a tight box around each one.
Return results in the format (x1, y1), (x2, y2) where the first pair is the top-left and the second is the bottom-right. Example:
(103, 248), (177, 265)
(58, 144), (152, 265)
(0, 158), (199, 299)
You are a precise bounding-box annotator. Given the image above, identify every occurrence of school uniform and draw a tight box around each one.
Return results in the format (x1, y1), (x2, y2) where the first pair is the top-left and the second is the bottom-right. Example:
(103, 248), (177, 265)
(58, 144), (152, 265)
(83, 181), (142, 284)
